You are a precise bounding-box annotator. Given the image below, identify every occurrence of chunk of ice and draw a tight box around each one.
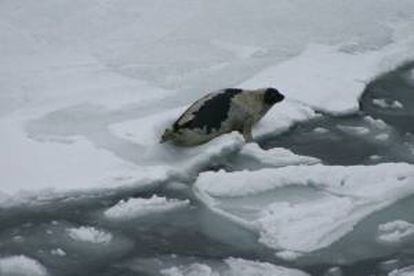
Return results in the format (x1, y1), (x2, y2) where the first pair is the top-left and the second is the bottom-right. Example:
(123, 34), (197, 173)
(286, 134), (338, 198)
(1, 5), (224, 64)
(239, 143), (320, 167)
(372, 98), (404, 109)
(160, 257), (309, 276)
(0, 255), (48, 276)
(67, 226), (113, 244)
(195, 163), (414, 252)
(104, 195), (190, 219)
(377, 220), (414, 244)
(389, 266), (414, 276)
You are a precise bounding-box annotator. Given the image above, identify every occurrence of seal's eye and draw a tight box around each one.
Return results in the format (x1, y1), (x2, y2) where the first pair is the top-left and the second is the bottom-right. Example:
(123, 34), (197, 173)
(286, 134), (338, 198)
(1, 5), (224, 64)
(264, 87), (284, 105)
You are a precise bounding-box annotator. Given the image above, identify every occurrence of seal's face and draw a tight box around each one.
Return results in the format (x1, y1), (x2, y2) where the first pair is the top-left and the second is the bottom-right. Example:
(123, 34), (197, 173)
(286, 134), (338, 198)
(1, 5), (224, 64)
(263, 87), (284, 105)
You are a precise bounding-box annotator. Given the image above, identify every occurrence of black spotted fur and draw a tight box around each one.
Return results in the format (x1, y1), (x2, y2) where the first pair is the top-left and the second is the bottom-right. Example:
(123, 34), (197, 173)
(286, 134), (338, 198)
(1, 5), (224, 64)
(173, 88), (242, 133)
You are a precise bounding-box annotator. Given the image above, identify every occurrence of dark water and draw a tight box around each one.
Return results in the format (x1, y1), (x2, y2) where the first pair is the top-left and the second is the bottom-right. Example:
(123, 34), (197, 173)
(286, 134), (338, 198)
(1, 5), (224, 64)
(1, 62), (414, 276)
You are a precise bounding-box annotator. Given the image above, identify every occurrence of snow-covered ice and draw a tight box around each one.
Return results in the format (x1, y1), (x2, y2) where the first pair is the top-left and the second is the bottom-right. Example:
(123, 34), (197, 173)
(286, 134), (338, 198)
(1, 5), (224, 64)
(67, 226), (113, 244)
(2, 0), (414, 274)
(274, 250), (303, 261)
(238, 143), (320, 168)
(336, 125), (370, 136)
(0, 255), (48, 276)
(239, 41), (414, 114)
(312, 127), (329, 134)
(0, 115), (170, 206)
(375, 133), (391, 141)
(372, 98), (404, 109)
(1, 0), (414, 207)
(50, 248), (67, 257)
(389, 266), (414, 276)
(104, 195), (190, 219)
(161, 263), (217, 276)
(194, 163), (414, 252)
(224, 258), (309, 276)
(160, 257), (309, 276)
(110, 99), (318, 146)
(377, 220), (414, 244)
(380, 260), (401, 274)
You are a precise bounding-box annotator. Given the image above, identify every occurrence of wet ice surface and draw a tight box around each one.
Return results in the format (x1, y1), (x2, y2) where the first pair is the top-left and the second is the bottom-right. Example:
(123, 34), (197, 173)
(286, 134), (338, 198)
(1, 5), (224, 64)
(1, 63), (414, 276)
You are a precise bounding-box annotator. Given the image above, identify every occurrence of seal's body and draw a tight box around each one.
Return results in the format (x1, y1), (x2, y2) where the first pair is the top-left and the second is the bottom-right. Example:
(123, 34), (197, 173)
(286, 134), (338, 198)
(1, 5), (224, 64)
(160, 87), (284, 146)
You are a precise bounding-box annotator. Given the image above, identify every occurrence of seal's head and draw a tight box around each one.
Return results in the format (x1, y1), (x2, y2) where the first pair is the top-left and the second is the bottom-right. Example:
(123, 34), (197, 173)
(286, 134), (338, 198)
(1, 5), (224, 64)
(263, 87), (284, 105)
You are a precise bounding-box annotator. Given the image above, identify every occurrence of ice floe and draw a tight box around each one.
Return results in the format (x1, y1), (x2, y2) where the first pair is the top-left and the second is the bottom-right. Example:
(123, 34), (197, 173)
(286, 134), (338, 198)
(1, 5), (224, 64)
(0, 107), (246, 206)
(0, 115), (170, 206)
(238, 143), (320, 168)
(67, 226), (113, 244)
(2, 0), (414, 274)
(108, 99), (316, 152)
(336, 125), (370, 136)
(372, 98), (404, 109)
(379, 259), (401, 274)
(104, 195), (190, 219)
(312, 127), (329, 134)
(274, 250), (303, 262)
(194, 163), (414, 252)
(239, 41), (414, 114)
(50, 248), (67, 257)
(0, 255), (48, 276)
(160, 257), (309, 276)
(377, 220), (414, 244)
(161, 263), (217, 276)
(2, 13), (414, 207)
(224, 258), (309, 276)
(389, 266), (414, 276)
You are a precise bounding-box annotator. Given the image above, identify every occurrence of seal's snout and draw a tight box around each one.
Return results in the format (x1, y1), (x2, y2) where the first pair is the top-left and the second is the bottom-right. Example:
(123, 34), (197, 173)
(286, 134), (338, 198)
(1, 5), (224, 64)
(160, 128), (174, 143)
(264, 87), (284, 105)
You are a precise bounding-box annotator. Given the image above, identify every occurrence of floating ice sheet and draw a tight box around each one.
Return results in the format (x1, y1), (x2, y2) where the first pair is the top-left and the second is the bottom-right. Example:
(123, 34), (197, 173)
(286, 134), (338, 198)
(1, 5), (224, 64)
(2, 0), (414, 211)
(239, 41), (414, 114)
(104, 195), (190, 219)
(194, 163), (414, 252)
(159, 257), (309, 276)
(0, 255), (48, 276)
(389, 266), (414, 276)
(377, 220), (414, 245)
(67, 226), (113, 244)
(239, 143), (320, 167)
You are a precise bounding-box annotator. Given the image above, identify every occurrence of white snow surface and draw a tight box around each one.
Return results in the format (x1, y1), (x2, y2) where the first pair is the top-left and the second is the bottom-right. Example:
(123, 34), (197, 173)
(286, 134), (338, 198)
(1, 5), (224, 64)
(0, 115), (170, 205)
(161, 257), (309, 276)
(67, 226), (113, 244)
(377, 220), (414, 244)
(104, 195), (190, 219)
(0, 255), (48, 276)
(194, 163), (414, 252)
(1, 0), (414, 206)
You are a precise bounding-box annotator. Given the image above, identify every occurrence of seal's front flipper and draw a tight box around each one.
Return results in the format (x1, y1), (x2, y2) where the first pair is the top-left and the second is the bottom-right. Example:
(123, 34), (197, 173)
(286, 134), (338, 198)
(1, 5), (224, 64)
(242, 122), (253, 142)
